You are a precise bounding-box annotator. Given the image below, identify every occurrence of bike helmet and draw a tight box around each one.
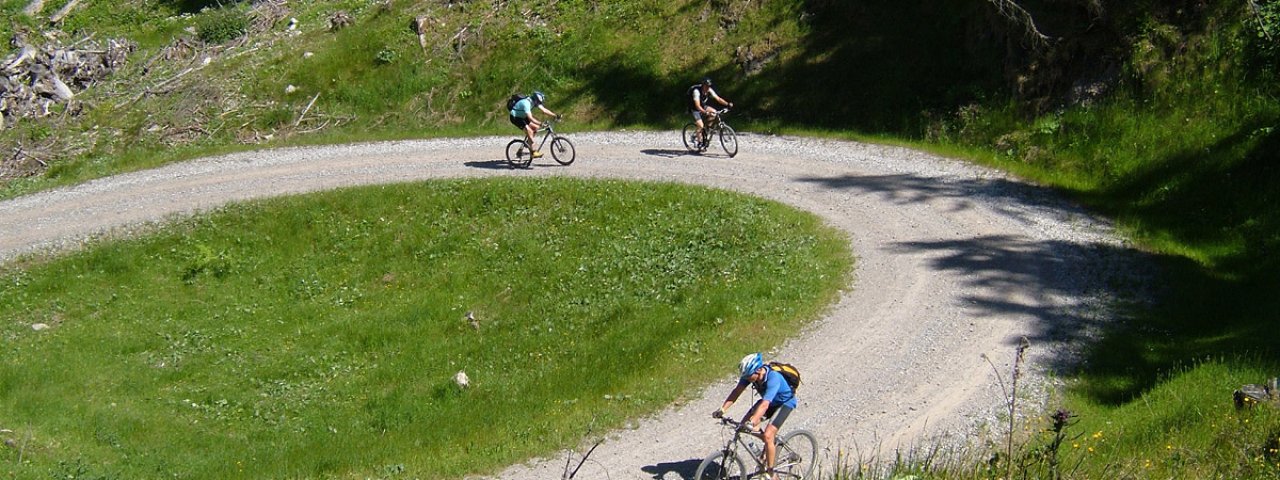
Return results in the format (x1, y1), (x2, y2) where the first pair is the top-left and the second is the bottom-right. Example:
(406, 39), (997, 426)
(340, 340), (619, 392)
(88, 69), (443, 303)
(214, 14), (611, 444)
(738, 353), (763, 380)
(533, 90), (546, 105)
(701, 77), (713, 87)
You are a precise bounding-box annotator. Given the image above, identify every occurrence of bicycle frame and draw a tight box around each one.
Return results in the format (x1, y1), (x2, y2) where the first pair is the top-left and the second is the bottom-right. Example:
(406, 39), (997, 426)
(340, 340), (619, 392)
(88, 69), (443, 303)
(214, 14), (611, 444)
(702, 109), (729, 142)
(683, 108), (739, 157)
(527, 118), (560, 151)
(711, 417), (807, 479)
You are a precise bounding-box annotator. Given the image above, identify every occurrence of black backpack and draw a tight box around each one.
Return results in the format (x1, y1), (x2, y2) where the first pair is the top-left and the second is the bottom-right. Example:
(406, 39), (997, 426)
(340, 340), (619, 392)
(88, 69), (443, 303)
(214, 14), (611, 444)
(685, 84), (701, 111)
(506, 94), (527, 111)
(767, 362), (801, 391)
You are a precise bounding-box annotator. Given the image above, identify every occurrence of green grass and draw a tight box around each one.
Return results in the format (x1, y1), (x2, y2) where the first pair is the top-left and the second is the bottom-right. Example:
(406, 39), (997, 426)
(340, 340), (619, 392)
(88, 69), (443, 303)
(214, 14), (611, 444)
(0, 178), (853, 479)
(822, 358), (1280, 480)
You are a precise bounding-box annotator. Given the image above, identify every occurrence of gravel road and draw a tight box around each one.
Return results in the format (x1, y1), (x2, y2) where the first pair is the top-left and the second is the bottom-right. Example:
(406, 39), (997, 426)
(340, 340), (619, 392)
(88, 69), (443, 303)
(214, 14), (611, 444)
(0, 131), (1141, 479)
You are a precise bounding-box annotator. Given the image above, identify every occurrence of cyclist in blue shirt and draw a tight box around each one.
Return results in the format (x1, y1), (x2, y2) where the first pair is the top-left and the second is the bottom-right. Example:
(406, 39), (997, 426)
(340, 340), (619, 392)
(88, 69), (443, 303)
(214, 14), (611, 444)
(713, 353), (797, 480)
(508, 90), (559, 158)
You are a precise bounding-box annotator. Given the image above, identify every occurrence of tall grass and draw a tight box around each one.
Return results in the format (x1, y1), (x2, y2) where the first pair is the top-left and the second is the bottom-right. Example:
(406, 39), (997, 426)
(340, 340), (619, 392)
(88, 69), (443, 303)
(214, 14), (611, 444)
(0, 178), (853, 479)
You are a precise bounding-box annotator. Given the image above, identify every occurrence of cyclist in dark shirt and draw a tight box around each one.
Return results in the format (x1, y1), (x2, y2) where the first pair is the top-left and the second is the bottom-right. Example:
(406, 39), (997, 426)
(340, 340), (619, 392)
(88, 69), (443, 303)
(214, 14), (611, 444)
(687, 77), (733, 151)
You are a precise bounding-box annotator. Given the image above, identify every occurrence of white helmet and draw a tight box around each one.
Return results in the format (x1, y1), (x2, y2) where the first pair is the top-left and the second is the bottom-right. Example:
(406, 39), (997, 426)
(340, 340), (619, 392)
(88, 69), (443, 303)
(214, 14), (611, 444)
(738, 353), (763, 379)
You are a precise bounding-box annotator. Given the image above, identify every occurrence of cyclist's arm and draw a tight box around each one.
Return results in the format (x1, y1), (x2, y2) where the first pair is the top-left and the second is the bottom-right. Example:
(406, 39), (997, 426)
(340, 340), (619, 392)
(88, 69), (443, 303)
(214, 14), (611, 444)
(716, 381), (749, 416)
(536, 104), (558, 118)
(711, 92), (732, 109)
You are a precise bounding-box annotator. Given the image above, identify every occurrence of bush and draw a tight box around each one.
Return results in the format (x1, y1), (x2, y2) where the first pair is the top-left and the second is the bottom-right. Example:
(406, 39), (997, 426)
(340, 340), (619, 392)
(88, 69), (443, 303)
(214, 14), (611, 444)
(196, 7), (249, 45)
(1246, 0), (1280, 72)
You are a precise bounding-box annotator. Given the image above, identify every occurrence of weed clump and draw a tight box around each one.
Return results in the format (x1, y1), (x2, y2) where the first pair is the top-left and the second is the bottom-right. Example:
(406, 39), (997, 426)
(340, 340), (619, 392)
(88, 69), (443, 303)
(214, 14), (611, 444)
(196, 7), (248, 45)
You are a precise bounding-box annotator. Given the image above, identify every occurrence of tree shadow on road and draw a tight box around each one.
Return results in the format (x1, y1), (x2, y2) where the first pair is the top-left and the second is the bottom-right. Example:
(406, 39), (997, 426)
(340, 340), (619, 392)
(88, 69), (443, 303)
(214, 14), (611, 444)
(796, 172), (1177, 402)
(797, 173), (1095, 229)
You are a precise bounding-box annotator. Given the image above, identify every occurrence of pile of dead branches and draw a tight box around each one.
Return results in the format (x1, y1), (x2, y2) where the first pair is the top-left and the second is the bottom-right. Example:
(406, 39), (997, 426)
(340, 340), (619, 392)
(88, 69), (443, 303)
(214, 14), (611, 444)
(1, 33), (135, 130)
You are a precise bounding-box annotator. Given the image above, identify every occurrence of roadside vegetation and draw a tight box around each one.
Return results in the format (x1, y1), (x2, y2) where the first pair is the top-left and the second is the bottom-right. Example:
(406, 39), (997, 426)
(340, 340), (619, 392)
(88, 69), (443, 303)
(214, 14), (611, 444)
(2, 0), (1278, 478)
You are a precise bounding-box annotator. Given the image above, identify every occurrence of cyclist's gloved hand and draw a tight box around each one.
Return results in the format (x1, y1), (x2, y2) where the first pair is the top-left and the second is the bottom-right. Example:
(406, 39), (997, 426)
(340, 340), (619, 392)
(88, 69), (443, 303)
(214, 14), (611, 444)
(555, 114), (563, 120)
(712, 409), (724, 419)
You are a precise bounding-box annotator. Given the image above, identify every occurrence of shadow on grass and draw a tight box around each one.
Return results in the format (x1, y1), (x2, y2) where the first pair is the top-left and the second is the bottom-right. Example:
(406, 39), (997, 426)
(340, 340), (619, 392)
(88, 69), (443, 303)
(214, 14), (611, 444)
(1069, 122), (1280, 404)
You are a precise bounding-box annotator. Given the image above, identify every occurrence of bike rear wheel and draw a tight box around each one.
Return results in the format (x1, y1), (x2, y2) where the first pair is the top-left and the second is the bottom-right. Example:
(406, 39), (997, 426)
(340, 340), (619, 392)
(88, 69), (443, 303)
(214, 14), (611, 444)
(718, 124), (739, 158)
(694, 450), (747, 480)
(505, 139), (533, 168)
(682, 123), (701, 153)
(774, 430), (818, 479)
(550, 136), (576, 165)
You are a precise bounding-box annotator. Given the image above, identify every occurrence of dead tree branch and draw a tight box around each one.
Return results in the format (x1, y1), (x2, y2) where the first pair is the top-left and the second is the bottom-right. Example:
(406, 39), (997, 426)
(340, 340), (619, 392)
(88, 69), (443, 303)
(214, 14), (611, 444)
(293, 91), (320, 127)
(985, 0), (1054, 50)
(21, 0), (45, 17)
(1248, 0), (1275, 42)
(49, 0), (83, 24)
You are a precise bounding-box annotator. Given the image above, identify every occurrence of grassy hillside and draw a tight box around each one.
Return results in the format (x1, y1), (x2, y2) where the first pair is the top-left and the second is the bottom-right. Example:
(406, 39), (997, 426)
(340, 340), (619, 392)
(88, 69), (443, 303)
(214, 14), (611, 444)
(4, 0), (1280, 477)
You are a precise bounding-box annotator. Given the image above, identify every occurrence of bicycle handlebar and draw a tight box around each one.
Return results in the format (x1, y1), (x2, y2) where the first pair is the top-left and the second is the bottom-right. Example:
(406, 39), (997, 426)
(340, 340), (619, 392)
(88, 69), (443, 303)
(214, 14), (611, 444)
(716, 417), (763, 435)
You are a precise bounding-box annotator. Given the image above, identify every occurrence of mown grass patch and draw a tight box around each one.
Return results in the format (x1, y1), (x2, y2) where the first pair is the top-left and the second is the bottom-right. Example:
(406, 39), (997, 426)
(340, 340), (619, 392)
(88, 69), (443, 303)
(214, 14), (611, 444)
(0, 177), (853, 479)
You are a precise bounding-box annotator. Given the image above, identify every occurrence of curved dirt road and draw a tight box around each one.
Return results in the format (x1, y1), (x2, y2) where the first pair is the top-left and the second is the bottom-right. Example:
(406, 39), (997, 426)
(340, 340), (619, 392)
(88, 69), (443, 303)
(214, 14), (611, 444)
(0, 132), (1134, 479)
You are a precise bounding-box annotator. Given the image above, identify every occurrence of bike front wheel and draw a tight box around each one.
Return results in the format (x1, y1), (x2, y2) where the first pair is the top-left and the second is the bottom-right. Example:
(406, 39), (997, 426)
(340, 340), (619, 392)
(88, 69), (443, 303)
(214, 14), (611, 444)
(682, 123), (702, 153)
(694, 450), (747, 480)
(718, 124), (739, 158)
(775, 430), (818, 480)
(505, 139), (533, 168)
(550, 136), (576, 165)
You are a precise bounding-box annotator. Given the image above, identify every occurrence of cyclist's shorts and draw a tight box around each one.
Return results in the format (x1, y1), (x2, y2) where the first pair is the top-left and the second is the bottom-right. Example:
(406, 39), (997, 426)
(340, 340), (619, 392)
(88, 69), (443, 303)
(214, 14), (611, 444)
(509, 115), (531, 129)
(759, 401), (793, 430)
(690, 110), (706, 122)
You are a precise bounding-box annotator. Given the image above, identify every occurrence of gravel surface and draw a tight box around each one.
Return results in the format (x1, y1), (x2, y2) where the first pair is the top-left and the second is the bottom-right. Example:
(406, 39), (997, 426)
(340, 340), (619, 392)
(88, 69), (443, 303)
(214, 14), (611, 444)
(0, 131), (1143, 479)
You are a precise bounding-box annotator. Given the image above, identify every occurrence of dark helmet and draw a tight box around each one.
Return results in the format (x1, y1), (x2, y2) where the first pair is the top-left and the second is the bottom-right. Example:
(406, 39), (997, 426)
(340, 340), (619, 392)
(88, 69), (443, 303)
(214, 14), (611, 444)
(533, 90), (546, 104)
(701, 77), (713, 87)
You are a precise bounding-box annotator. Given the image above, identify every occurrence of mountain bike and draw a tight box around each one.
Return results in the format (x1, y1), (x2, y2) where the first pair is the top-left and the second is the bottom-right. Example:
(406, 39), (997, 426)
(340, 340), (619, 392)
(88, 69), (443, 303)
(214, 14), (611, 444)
(695, 417), (818, 480)
(683, 108), (738, 157)
(505, 117), (575, 168)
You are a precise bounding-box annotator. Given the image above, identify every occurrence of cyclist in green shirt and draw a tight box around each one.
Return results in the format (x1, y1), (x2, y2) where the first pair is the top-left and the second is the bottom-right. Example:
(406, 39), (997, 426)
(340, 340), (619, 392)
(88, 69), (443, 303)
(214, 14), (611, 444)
(508, 90), (560, 158)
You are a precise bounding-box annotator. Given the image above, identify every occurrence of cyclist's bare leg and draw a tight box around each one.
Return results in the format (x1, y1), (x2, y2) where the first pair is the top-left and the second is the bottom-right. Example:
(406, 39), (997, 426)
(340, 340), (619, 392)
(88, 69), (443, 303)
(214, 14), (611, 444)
(524, 124), (537, 146)
(523, 123), (540, 156)
(694, 116), (708, 149)
(762, 423), (780, 480)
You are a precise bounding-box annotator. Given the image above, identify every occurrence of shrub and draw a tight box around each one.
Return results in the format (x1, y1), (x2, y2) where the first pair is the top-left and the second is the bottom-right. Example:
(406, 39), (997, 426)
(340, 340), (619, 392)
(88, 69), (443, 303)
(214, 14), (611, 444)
(1246, 0), (1280, 72)
(196, 7), (249, 45)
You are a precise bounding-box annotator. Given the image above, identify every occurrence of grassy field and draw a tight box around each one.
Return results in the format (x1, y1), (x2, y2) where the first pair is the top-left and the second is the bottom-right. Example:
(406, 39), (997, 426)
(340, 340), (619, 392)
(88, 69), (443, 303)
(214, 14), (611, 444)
(0, 178), (853, 479)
